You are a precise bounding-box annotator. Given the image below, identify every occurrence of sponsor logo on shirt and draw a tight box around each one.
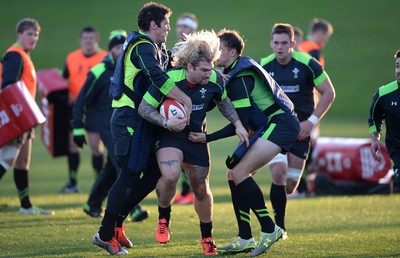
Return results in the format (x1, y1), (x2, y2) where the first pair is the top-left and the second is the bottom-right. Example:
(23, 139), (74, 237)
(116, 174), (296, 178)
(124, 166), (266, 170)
(192, 103), (205, 111)
(280, 85), (300, 93)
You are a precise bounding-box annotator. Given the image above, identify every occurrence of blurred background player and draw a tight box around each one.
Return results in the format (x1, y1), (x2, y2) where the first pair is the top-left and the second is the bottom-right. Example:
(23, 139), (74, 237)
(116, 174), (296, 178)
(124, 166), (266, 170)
(72, 29), (149, 221)
(260, 23), (335, 237)
(293, 26), (303, 51)
(59, 26), (107, 193)
(172, 12), (199, 205)
(0, 18), (54, 215)
(369, 50), (400, 184)
(299, 18), (333, 68)
(297, 18), (334, 197)
(172, 12), (198, 54)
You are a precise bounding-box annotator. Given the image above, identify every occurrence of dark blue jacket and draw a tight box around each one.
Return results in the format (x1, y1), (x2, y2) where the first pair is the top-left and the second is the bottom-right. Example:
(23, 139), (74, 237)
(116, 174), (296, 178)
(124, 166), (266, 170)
(109, 31), (171, 173)
(109, 31), (154, 102)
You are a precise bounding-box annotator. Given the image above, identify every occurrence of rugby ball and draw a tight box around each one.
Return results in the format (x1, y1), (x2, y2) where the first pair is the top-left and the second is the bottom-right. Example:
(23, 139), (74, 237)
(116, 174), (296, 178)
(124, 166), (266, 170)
(159, 99), (187, 119)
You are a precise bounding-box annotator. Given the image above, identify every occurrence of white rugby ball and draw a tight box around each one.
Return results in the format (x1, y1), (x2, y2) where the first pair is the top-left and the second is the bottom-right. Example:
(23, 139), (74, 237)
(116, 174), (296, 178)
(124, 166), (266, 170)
(159, 99), (187, 119)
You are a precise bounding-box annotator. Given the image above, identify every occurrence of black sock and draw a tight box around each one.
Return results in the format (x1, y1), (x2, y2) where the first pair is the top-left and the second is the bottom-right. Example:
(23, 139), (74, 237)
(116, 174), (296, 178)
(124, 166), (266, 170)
(68, 152), (80, 185)
(99, 209), (118, 241)
(0, 164), (7, 180)
(200, 221), (213, 238)
(228, 180), (252, 239)
(158, 205), (171, 222)
(13, 168), (32, 209)
(270, 183), (287, 230)
(92, 154), (104, 177)
(236, 177), (275, 233)
(115, 213), (127, 228)
(181, 173), (191, 196)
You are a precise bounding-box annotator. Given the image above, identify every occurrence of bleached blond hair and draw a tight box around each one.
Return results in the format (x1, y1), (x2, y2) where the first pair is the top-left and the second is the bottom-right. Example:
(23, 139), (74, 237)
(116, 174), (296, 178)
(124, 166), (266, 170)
(172, 30), (220, 68)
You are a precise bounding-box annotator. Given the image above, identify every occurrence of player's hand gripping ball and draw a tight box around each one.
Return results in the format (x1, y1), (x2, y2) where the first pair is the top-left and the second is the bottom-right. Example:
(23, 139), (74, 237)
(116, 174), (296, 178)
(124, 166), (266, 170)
(159, 99), (187, 119)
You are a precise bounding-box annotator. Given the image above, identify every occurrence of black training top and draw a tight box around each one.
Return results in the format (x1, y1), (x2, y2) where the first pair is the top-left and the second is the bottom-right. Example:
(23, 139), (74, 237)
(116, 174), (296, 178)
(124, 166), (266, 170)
(368, 81), (400, 154)
(144, 67), (225, 138)
(260, 51), (328, 122)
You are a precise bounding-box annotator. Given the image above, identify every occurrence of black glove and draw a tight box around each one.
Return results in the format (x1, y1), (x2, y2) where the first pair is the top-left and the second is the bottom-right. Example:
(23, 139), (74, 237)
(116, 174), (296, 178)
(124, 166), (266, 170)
(73, 128), (86, 148)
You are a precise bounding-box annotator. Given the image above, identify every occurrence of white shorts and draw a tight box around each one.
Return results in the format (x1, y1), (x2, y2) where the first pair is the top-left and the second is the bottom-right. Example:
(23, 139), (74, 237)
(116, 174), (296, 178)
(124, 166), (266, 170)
(268, 153), (288, 165)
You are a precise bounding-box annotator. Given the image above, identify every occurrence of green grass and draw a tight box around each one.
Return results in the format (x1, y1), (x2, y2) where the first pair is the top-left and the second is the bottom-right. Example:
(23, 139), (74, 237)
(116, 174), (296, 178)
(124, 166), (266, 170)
(1, 118), (400, 257)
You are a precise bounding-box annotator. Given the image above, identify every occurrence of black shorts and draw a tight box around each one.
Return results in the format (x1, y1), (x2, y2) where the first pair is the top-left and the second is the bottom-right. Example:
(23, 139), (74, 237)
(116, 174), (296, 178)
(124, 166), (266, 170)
(261, 112), (300, 156)
(155, 134), (210, 167)
(289, 137), (311, 160)
(110, 107), (138, 157)
(111, 123), (132, 158)
(111, 120), (158, 175)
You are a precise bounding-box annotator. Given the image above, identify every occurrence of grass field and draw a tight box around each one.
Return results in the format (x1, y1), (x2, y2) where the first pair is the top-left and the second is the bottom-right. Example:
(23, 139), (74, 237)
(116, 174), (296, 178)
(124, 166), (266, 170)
(1, 118), (400, 257)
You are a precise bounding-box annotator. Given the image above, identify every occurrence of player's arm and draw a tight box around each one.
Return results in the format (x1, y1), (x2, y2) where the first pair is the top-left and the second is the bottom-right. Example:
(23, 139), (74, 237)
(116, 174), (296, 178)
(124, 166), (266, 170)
(71, 72), (97, 147)
(299, 76), (335, 140)
(209, 76), (254, 142)
(201, 107), (251, 142)
(189, 76), (253, 143)
(368, 91), (384, 134)
(132, 43), (192, 120)
(313, 76), (335, 120)
(72, 72), (97, 129)
(1, 52), (22, 89)
(82, 64), (109, 109)
(215, 95), (249, 146)
(138, 86), (186, 132)
(297, 58), (335, 140)
(368, 91), (384, 161)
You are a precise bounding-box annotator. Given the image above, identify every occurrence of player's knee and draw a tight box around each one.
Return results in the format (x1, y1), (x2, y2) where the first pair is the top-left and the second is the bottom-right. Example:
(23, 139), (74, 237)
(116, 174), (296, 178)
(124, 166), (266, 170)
(269, 163), (288, 185)
(230, 167), (250, 184)
(69, 143), (80, 153)
(161, 171), (180, 186)
(0, 144), (20, 168)
(285, 180), (297, 194)
(89, 139), (104, 154)
(90, 148), (103, 156)
(192, 183), (208, 201)
(286, 168), (303, 193)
